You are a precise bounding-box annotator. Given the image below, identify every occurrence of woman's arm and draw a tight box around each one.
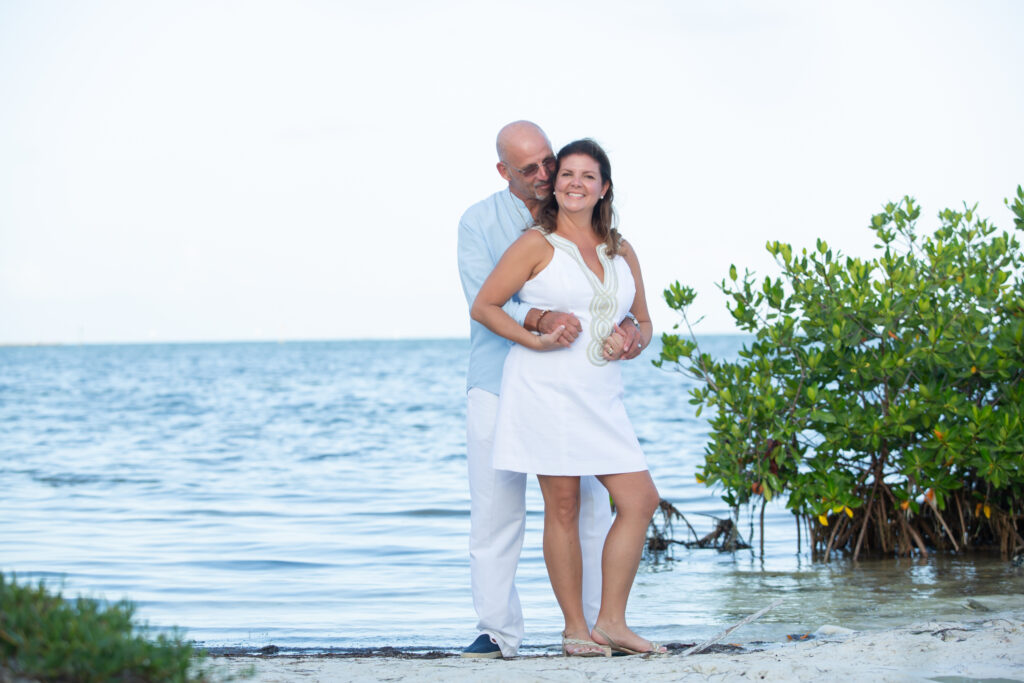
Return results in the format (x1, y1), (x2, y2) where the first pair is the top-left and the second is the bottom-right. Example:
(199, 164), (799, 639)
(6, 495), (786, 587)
(471, 231), (567, 351)
(618, 239), (654, 350)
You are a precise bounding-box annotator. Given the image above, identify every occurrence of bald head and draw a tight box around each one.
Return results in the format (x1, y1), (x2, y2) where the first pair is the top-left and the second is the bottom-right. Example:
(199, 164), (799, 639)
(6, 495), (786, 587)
(496, 120), (551, 161)
(495, 121), (555, 209)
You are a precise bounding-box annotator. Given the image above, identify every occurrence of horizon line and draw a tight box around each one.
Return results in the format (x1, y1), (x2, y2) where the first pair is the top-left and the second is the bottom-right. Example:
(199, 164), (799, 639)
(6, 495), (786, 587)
(0, 331), (751, 349)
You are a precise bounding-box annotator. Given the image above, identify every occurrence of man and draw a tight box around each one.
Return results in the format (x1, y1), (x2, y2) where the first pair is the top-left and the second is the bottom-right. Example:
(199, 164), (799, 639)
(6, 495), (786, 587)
(456, 121), (642, 658)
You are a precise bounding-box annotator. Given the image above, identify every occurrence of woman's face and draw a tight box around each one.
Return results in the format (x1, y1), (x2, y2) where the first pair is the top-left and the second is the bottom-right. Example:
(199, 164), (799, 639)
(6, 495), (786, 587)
(553, 153), (609, 215)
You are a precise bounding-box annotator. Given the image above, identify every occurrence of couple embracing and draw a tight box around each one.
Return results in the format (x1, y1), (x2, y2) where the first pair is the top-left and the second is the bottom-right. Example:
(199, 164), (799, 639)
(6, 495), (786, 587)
(457, 121), (664, 659)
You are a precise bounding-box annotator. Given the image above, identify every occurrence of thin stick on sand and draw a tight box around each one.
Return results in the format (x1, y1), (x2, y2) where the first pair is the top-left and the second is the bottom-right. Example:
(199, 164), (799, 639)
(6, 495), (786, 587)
(680, 598), (785, 657)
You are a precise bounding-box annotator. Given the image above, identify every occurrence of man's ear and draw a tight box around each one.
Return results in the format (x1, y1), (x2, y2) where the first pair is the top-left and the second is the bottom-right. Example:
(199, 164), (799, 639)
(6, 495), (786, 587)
(496, 161), (511, 182)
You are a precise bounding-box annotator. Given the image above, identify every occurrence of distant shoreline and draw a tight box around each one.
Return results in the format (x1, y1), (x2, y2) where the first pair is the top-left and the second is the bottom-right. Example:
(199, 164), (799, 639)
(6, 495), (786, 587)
(0, 337), (471, 348)
(0, 334), (754, 349)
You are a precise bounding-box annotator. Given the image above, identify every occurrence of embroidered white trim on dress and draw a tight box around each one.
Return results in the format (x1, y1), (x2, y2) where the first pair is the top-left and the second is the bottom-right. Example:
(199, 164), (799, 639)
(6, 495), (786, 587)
(544, 233), (619, 367)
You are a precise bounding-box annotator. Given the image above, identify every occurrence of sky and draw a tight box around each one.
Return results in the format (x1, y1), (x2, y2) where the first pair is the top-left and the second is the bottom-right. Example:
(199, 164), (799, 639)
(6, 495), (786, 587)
(1, 0), (1022, 345)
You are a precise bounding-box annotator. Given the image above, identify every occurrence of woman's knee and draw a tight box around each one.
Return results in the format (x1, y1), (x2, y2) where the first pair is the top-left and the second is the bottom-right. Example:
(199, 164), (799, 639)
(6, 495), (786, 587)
(550, 495), (581, 527)
(540, 479), (581, 527)
(641, 483), (661, 518)
(614, 479), (660, 520)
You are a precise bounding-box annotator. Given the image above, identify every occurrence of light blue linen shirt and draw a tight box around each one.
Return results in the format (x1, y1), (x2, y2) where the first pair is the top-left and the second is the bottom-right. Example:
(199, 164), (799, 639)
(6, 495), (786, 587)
(458, 188), (535, 395)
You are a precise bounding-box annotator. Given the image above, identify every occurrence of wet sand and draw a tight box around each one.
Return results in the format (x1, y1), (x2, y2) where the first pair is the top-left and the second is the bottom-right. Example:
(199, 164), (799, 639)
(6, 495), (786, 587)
(207, 609), (1024, 682)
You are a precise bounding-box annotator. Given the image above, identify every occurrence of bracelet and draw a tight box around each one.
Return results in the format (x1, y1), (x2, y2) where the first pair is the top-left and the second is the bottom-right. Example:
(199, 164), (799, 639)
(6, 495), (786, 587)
(536, 309), (551, 331)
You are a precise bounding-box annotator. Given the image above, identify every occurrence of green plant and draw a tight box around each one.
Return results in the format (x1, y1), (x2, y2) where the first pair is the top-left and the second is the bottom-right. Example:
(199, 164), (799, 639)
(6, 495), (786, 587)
(0, 571), (209, 682)
(657, 187), (1024, 561)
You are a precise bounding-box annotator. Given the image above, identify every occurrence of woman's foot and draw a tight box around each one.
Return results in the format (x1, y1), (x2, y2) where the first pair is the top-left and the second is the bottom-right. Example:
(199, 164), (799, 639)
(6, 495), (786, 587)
(592, 625), (667, 655)
(562, 630), (611, 657)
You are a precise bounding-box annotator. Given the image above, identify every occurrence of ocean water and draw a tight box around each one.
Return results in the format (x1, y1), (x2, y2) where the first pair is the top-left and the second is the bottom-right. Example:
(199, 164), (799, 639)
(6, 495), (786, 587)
(1, 338), (1020, 653)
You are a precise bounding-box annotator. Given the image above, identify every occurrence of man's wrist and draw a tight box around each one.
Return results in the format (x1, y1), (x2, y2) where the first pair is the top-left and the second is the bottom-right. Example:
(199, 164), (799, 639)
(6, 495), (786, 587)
(536, 309), (551, 333)
(524, 308), (539, 333)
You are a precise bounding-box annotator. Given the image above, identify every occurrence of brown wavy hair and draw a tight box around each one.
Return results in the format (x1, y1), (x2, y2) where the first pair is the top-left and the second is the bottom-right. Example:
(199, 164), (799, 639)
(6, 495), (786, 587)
(536, 138), (620, 256)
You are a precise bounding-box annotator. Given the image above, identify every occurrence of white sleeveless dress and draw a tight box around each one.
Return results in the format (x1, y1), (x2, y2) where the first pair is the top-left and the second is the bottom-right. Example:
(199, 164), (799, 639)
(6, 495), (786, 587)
(491, 230), (649, 476)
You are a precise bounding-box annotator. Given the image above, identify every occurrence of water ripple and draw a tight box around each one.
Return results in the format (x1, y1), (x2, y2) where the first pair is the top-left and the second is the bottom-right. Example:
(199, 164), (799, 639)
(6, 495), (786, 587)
(2, 338), (1020, 650)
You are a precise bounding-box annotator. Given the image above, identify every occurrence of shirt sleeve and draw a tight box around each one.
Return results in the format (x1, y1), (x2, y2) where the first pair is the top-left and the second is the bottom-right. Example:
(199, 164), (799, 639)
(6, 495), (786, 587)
(458, 213), (530, 327)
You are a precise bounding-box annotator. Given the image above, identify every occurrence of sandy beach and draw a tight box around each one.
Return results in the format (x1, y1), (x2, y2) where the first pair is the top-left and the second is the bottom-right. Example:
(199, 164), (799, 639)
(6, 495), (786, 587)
(208, 607), (1024, 682)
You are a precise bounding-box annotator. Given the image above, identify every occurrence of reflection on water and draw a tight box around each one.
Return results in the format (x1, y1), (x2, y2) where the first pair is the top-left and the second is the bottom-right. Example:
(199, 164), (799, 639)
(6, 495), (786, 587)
(1, 339), (1021, 650)
(638, 553), (1023, 645)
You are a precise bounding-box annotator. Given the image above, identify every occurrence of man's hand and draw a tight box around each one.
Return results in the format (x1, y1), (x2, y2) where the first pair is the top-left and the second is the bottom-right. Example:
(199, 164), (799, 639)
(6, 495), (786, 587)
(538, 311), (582, 347)
(619, 320), (644, 360)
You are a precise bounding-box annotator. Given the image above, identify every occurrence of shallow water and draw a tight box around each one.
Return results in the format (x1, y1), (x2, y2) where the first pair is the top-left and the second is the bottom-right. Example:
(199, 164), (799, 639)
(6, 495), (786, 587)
(1, 338), (1021, 651)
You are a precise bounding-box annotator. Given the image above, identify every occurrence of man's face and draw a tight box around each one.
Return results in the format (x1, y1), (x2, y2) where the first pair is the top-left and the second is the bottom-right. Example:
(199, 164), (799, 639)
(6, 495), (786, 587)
(501, 135), (555, 203)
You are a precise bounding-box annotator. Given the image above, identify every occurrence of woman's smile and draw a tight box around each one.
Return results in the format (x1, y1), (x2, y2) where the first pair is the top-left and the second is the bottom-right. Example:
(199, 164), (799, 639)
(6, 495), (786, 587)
(554, 154), (608, 213)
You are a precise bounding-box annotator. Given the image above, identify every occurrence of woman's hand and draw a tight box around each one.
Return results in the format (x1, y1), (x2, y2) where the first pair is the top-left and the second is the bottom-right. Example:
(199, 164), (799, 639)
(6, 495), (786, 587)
(601, 326), (627, 361)
(533, 325), (567, 351)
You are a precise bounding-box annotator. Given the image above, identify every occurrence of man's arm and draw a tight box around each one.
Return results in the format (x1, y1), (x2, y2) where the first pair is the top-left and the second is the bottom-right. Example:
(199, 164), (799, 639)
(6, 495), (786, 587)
(618, 240), (653, 360)
(524, 307), (582, 340)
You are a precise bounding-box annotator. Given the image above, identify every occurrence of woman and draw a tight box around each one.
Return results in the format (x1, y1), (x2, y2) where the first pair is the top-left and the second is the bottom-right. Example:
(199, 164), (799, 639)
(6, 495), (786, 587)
(471, 139), (665, 657)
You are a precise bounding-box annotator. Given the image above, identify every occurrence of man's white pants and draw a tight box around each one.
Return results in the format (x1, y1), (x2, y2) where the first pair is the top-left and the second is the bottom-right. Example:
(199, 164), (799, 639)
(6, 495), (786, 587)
(467, 387), (612, 657)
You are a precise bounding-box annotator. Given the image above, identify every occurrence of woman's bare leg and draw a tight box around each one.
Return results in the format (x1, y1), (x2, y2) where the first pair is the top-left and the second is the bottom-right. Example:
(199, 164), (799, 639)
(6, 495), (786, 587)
(591, 470), (661, 652)
(536, 475), (591, 643)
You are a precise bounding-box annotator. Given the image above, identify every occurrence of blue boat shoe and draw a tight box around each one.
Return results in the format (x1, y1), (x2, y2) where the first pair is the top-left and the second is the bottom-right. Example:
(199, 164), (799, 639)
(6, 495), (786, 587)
(461, 633), (503, 659)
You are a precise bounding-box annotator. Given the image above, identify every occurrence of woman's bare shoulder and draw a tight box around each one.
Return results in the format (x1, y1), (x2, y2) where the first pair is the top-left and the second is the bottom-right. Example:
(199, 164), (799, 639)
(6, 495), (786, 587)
(512, 227), (552, 251)
(522, 226), (550, 241)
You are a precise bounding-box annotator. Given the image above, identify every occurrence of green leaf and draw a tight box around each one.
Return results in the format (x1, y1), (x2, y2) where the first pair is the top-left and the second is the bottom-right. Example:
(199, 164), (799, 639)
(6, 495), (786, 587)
(667, 190), (1024, 559)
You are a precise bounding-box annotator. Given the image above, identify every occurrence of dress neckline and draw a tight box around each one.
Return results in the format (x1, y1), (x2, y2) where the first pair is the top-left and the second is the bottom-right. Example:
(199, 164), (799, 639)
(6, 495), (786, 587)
(546, 232), (612, 290)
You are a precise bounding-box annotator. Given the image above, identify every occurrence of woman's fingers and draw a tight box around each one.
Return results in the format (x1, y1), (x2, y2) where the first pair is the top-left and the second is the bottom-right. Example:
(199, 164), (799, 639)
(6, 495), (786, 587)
(603, 335), (624, 360)
(538, 325), (567, 350)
